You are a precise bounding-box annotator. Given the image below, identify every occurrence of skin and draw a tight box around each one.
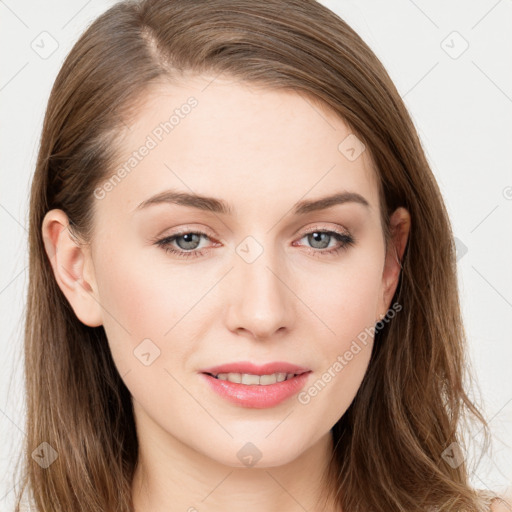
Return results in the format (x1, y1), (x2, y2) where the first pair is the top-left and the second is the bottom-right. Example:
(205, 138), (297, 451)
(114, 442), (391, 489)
(42, 74), (410, 512)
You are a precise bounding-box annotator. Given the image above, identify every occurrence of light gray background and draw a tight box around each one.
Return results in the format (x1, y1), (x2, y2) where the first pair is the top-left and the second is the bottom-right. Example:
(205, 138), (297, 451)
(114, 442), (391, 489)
(1, 0), (511, 508)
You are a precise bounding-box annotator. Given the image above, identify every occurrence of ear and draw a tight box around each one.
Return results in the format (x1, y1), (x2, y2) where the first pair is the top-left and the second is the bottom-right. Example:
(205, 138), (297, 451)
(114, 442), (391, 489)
(41, 209), (103, 327)
(377, 207), (410, 319)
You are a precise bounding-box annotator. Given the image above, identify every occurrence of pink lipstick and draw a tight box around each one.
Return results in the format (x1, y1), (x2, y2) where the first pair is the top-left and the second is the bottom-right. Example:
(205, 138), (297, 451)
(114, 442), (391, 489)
(199, 361), (312, 409)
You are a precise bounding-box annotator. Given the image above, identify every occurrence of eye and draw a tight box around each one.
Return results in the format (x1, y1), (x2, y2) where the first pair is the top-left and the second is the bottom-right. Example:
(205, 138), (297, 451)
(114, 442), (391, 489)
(154, 230), (215, 259)
(153, 227), (355, 259)
(293, 228), (355, 257)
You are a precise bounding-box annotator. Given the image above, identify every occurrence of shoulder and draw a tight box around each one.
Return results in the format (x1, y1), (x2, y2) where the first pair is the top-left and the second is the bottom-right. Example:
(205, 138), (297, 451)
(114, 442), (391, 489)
(475, 489), (511, 512)
(490, 499), (511, 512)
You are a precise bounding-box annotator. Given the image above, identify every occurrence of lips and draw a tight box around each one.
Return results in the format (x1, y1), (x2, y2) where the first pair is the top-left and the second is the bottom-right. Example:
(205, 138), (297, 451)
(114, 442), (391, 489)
(200, 371), (312, 408)
(200, 361), (310, 377)
(198, 361), (312, 408)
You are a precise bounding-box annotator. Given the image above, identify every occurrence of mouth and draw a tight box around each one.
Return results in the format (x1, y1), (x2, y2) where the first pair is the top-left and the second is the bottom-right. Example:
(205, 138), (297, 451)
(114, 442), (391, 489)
(199, 361), (310, 379)
(199, 368), (312, 409)
(203, 371), (305, 385)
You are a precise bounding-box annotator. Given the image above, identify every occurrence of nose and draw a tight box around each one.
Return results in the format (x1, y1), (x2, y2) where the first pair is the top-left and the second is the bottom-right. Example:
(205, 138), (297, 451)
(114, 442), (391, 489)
(224, 244), (295, 340)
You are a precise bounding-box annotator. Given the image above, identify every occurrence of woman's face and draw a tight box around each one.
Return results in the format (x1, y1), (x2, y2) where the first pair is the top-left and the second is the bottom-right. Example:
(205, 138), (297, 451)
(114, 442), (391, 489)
(49, 75), (406, 468)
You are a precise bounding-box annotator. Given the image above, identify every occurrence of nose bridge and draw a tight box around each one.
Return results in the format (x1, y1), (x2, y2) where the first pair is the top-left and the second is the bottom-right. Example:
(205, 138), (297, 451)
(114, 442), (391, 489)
(225, 234), (294, 338)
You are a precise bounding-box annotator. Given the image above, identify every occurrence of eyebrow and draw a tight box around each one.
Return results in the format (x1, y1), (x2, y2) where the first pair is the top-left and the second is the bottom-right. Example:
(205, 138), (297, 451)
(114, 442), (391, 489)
(134, 189), (370, 215)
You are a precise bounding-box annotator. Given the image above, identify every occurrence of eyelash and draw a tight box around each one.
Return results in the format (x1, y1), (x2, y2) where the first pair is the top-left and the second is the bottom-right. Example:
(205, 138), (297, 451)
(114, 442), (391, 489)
(154, 227), (355, 260)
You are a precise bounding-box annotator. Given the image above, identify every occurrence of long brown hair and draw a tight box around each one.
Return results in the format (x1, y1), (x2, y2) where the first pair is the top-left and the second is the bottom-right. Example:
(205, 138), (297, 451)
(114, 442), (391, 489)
(15, 0), (501, 510)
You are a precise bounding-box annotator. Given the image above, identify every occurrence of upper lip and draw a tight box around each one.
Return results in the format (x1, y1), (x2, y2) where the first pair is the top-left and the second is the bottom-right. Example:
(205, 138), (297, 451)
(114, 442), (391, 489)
(200, 361), (311, 376)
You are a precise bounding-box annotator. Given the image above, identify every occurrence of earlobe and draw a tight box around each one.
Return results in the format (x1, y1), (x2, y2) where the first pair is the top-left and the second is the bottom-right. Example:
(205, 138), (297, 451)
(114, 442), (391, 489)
(378, 207), (410, 317)
(41, 209), (103, 327)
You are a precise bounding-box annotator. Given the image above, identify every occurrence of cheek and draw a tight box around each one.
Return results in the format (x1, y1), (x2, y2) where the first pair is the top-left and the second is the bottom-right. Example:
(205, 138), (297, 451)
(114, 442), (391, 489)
(92, 247), (198, 371)
(294, 248), (383, 422)
(300, 248), (384, 349)
(299, 340), (372, 433)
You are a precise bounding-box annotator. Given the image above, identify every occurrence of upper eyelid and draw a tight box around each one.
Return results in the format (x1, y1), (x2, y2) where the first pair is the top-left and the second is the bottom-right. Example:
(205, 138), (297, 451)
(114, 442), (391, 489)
(165, 221), (351, 237)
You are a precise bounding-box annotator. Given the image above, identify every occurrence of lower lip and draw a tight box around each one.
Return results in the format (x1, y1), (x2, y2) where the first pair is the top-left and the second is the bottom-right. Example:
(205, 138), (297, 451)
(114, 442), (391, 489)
(200, 372), (312, 409)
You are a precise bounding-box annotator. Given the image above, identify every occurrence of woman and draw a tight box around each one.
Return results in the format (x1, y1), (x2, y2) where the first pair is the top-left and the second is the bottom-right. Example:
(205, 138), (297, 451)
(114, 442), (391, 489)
(14, 0), (509, 510)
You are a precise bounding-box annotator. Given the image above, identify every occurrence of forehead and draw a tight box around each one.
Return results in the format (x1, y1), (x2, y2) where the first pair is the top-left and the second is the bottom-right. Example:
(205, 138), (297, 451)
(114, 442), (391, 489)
(96, 75), (380, 220)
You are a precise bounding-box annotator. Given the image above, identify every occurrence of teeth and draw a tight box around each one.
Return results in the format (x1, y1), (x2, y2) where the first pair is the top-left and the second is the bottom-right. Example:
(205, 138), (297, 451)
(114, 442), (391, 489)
(241, 373), (261, 385)
(214, 372), (297, 385)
